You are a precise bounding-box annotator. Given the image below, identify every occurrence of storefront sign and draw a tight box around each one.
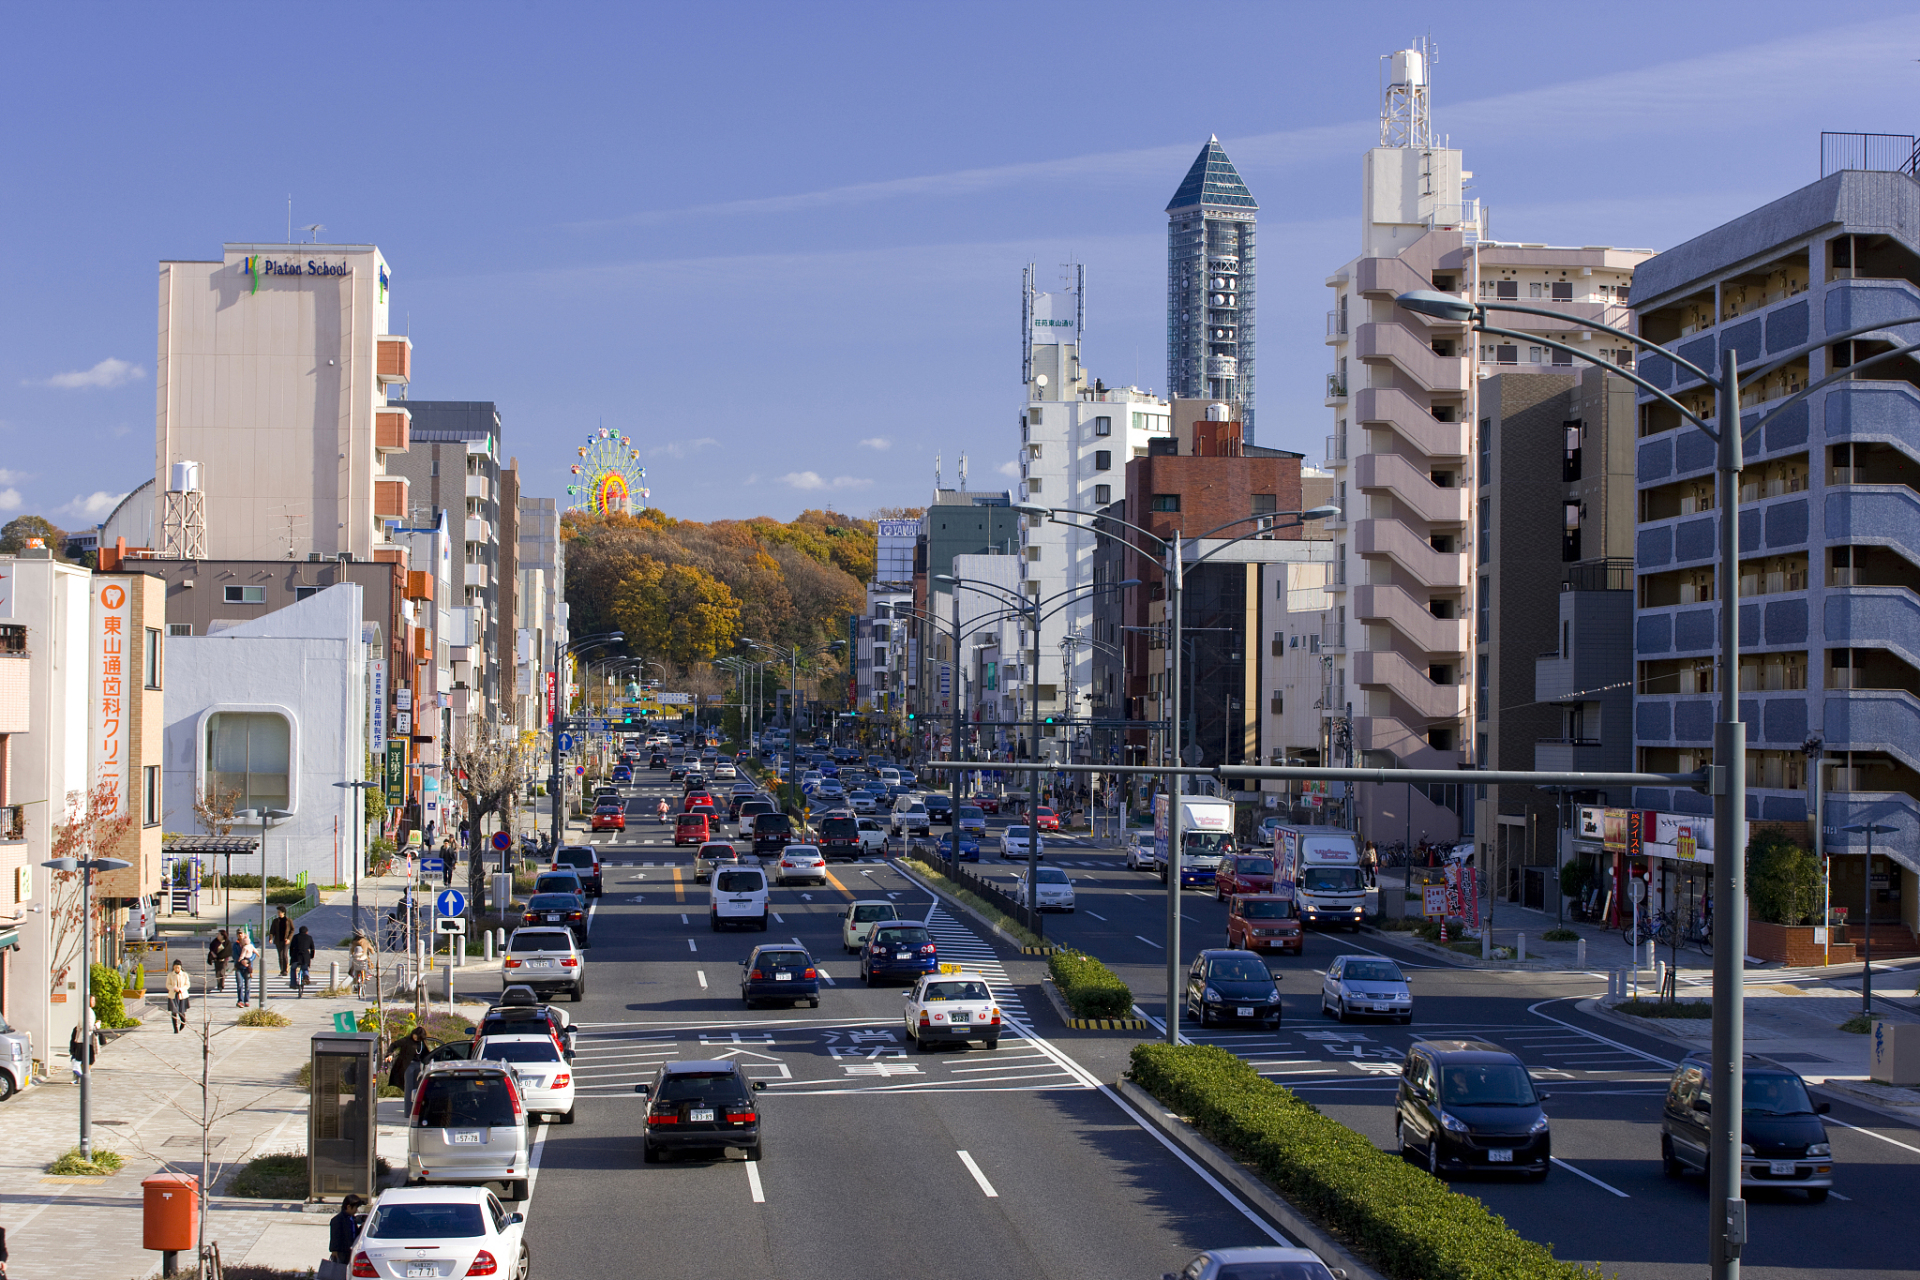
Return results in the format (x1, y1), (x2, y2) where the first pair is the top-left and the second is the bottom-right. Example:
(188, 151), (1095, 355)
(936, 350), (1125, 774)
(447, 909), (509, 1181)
(89, 579), (131, 818)
(241, 256), (352, 292)
(1643, 810), (1716, 865)
(545, 670), (556, 726)
(1577, 805), (1603, 840)
(369, 659), (387, 755)
(385, 741), (406, 806)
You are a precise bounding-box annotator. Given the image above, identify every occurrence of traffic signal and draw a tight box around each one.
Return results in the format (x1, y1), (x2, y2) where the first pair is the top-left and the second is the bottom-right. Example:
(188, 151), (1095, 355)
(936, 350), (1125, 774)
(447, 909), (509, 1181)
(907, 712), (915, 721)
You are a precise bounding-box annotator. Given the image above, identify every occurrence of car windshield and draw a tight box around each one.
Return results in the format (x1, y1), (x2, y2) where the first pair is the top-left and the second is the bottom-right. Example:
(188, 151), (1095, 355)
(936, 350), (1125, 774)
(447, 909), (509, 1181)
(1302, 866), (1363, 892)
(1215, 1264), (1337, 1280)
(958, 807), (983, 820)
(656, 1071), (750, 1105)
(1343, 960), (1404, 983)
(416, 1075), (517, 1128)
(757, 815), (792, 834)
(1440, 1063), (1538, 1107)
(1236, 857), (1276, 876)
(873, 927), (931, 947)
(532, 878), (579, 894)
(1007, 827), (1031, 839)
(526, 895), (581, 911)
(715, 871), (764, 893)
(480, 1040), (561, 1064)
(1035, 868), (1069, 884)
(1207, 956), (1273, 983)
(699, 845), (735, 859)
(1242, 900), (1294, 920)
(924, 981), (992, 1002)
(555, 850), (595, 868)
(510, 931), (573, 953)
(755, 951), (808, 970)
(367, 1203), (487, 1240)
(821, 819), (858, 837)
(676, 815), (705, 827)
(1744, 1073), (1817, 1115)
(852, 905), (896, 923)
(1184, 831), (1230, 857)
(595, 804), (621, 814)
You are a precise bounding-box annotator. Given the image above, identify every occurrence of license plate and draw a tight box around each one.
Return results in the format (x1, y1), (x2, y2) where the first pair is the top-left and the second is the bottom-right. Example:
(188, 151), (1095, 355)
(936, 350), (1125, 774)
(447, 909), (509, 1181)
(545, 914), (560, 921)
(1488, 1148), (1513, 1163)
(689, 1109), (716, 1122)
(775, 972), (793, 981)
(950, 1017), (969, 1027)
(897, 952), (913, 960)
(408, 1264), (436, 1278)
(1769, 1160), (1795, 1176)
(1236, 1007), (1254, 1017)
(450, 1131), (481, 1145)
(527, 959), (553, 968)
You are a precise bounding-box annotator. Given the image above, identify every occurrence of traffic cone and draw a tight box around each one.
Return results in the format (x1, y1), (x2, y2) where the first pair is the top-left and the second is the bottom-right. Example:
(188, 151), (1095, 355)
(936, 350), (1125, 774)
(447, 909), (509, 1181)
(1438, 918), (1449, 944)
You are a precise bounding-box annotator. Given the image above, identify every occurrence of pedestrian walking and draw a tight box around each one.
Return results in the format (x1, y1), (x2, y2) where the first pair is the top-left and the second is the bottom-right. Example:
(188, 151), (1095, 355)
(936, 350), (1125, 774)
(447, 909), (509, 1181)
(327, 1195), (367, 1265)
(270, 906), (293, 976)
(386, 1025), (428, 1100)
(289, 925), (316, 996)
(234, 933), (256, 1006)
(166, 960), (193, 1032)
(442, 845), (455, 887)
(348, 931), (372, 998)
(207, 929), (231, 992)
(68, 1023), (97, 1083)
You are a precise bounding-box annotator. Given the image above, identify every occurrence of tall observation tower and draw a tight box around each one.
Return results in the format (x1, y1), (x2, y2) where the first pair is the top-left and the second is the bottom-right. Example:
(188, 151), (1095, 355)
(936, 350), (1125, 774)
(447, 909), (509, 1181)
(1165, 136), (1258, 439)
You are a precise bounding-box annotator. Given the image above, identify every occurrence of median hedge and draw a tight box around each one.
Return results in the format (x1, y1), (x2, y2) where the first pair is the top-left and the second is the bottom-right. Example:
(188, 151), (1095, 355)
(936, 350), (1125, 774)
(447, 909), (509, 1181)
(1128, 1044), (1602, 1280)
(1048, 949), (1132, 1019)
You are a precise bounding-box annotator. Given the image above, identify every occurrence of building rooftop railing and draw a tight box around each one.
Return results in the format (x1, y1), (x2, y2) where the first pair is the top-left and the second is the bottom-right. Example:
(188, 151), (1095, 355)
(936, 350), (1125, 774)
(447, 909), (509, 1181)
(1820, 131), (1920, 179)
(1562, 558), (1633, 593)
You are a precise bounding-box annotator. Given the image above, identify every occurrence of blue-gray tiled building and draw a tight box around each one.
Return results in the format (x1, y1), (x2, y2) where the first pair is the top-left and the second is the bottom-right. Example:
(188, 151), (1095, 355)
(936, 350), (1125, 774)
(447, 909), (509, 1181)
(1629, 167), (1920, 941)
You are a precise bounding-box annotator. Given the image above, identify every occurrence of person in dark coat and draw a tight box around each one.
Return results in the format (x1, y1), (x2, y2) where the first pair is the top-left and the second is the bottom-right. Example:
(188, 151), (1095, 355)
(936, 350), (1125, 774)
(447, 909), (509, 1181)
(269, 907), (293, 976)
(207, 929), (231, 992)
(328, 1195), (366, 1264)
(386, 1026), (428, 1094)
(69, 1023), (97, 1083)
(288, 925), (316, 995)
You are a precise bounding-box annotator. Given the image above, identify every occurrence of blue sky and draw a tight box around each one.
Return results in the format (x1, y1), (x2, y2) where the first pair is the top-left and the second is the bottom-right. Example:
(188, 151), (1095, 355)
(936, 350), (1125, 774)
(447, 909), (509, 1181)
(2, 1), (1917, 528)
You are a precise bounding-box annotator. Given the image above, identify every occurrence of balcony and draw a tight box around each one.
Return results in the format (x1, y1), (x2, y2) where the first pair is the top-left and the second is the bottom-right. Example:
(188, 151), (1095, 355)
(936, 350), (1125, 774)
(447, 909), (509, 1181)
(1326, 309), (1348, 342)
(1353, 453), (1469, 525)
(1356, 256), (1453, 306)
(1, 803), (24, 843)
(377, 336), (412, 386)
(467, 474), (491, 501)
(1325, 374), (1348, 402)
(1353, 388), (1470, 459)
(374, 477), (409, 521)
(465, 517), (494, 545)
(1353, 519), (1468, 588)
(1352, 649), (1468, 720)
(405, 569), (434, 604)
(375, 408), (410, 454)
(465, 562), (492, 588)
(1323, 433), (1348, 467)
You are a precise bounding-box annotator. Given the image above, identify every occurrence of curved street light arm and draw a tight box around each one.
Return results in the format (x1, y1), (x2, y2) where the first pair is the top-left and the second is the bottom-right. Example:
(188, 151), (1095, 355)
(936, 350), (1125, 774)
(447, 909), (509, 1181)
(1732, 334), (1920, 447)
(1476, 322), (1715, 434)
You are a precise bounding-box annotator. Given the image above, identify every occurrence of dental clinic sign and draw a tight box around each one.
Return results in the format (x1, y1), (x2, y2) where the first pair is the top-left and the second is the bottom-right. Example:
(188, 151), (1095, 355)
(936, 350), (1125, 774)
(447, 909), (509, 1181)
(241, 254), (352, 293)
(90, 579), (132, 819)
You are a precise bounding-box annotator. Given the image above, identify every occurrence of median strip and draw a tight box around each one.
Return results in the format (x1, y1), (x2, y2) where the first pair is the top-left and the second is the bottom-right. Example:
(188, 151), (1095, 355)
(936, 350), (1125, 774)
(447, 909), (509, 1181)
(1045, 950), (1148, 1031)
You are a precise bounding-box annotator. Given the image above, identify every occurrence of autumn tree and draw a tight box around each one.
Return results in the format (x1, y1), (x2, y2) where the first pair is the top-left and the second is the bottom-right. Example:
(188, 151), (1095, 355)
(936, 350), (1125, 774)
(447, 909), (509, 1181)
(48, 781), (138, 1000)
(610, 557), (741, 666)
(0, 514), (71, 556)
(447, 724), (535, 915)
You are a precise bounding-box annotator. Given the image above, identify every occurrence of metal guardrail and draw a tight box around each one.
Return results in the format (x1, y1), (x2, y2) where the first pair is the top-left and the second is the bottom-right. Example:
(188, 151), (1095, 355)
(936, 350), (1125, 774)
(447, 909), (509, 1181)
(909, 840), (1045, 938)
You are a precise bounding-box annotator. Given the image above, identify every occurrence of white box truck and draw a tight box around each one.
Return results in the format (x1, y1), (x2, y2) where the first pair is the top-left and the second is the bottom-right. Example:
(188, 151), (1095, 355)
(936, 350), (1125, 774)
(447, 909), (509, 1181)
(1154, 793), (1236, 889)
(1273, 824), (1366, 930)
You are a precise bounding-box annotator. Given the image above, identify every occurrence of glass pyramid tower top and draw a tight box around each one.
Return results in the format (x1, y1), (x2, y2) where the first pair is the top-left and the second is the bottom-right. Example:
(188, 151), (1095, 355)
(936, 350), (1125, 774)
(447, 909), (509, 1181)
(1165, 135), (1258, 212)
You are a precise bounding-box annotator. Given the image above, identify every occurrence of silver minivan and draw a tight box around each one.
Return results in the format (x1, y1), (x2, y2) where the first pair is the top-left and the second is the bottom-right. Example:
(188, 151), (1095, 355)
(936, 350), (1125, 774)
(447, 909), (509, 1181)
(501, 928), (586, 1003)
(407, 1060), (532, 1201)
(0, 1011), (32, 1101)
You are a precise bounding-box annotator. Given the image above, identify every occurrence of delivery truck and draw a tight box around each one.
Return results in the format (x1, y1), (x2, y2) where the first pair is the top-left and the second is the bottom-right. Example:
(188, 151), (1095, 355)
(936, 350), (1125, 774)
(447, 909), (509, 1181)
(1272, 824), (1366, 930)
(1154, 793), (1236, 889)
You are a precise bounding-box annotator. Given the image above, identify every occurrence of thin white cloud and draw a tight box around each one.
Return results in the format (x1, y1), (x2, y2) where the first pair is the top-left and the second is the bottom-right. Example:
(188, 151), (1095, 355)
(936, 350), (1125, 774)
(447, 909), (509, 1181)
(780, 472), (872, 492)
(857, 437), (891, 451)
(35, 358), (145, 390)
(57, 490), (128, 520)
(0, 468), (26, 485)
(648, 437), (720, 459)
(997, 460), (1020, 478)
(0, 488), (21, 513)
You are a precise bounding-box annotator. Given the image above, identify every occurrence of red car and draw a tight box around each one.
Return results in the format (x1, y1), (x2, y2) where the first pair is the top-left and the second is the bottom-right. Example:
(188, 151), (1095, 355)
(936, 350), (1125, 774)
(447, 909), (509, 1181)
(675, 813), (710, 845)
(683, 791), (716, 813)
(1226, 892), (1303, 955)
(971, 794), (1001, 815)
(591, 804), (626, 831)
(1033, 806), (1061, 832)
(1215, 851), (1277, 901)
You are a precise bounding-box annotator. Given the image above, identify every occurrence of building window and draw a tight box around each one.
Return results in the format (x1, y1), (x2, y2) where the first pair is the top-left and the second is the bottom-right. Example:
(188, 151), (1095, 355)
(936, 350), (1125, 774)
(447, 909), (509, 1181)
(1029, 407), (1044, 425)
(1551, 348), (1573, 367)
(1551, 281), (1573, 302)
(169, 623), (192, 637)
(1494, 345), (1517, 364)
(206, 711), (292, 814)
(223, 585), (266, 605)
(1150, 494), (1181, 512)
(1251, 494), (1276, 515)
(143, 765), (161, 827)
(1093, 450), (1111, 471)
(1093, 416), (1111, 437)
(144, 627), (163, 689)
(1495, 280), (1518, 301)
(1094, 484), (1111, 504)
(295, 586), (321, 601)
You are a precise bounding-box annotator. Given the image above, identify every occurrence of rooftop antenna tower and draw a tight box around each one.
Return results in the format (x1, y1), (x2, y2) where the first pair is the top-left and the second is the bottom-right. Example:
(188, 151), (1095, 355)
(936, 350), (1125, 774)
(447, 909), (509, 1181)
(934, 451), (943, 493)
(958, 452), (968, 493)
(1379, 37), (1434, 149)
(302, 223), (326, 243)
(1021, 264), (1037, 386)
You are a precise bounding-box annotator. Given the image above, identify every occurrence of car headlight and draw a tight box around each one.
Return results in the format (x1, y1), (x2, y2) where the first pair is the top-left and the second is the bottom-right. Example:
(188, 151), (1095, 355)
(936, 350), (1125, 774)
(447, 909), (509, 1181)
(1338, 984), (1353, 999)
(1203, 986), (1222, 1002)
(1529, 1114), (1551, 1134)
(1439, 1111), (1470, 1134)
(1740, 1143), (1754, 1156)
(1806, 1143), (1830, 1158)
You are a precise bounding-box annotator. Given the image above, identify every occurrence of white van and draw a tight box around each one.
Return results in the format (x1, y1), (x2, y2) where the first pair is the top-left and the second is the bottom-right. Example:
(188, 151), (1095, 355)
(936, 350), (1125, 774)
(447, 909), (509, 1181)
(877, 767), (902, 788)
(710, 865), (770, 931)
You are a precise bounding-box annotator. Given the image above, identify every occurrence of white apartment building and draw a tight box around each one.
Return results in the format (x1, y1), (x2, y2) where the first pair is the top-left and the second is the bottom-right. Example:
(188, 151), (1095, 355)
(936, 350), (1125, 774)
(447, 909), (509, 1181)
(153, 242), (413, 565)
(517, 495), (566, 733)
(1320, 47), (1650, 845)
(1016, 269), (1169, 745)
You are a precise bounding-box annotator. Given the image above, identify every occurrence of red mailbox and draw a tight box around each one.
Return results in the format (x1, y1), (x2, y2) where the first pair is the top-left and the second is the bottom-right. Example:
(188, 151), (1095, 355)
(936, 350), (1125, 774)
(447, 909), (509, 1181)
(142, 1172), (198, 1252)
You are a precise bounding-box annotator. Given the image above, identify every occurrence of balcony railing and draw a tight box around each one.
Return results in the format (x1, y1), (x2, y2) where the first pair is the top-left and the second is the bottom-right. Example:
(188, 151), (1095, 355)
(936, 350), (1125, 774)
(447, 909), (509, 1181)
(1562, 558), (1634, 592)
(1, 804), (23, 842)
(1324, 433), (1347, 463)
(1325, 375), (1347, 400)
(1326, 309), (1347, 339)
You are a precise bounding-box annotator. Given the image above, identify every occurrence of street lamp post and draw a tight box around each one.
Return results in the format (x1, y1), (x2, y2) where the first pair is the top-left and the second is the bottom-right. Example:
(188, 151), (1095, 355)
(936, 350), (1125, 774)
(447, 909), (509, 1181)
(333, 780), (380, 938)
(236, 808), (293, 1009)
(1395, 287), (1920, 1277)
(42, 853), (130, 1159)
(1840, 822), (1897, 1017)
(1018, 502), (1337, 1045)
(547, 633), (625, 851)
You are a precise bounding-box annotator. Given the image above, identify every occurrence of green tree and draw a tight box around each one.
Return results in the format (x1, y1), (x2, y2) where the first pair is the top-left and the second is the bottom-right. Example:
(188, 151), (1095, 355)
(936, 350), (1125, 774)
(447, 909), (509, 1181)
(1748, 829), (1822, 925)
(0, 514), (69, 556)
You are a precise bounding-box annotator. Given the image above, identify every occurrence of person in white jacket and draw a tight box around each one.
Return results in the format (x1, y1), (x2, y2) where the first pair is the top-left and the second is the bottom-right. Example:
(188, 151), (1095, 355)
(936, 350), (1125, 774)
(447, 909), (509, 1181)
(166, 960), (193, 1032)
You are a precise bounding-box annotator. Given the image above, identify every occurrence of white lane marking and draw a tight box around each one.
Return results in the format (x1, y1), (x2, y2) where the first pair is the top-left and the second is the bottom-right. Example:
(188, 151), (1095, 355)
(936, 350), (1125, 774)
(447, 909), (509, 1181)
(774, 913), (785, 923)
(521, 1120), (551, 1208)
(1831, 1191), (1853, 1201)
(681, 914), (689, 924)
(956, 1150), (999, 1197)
(1550, 1157), (1630, 1197)
(1826, 1116), (1920, 1156)
(745, 1160), (766, 1203)
(1085, 911), (1107, 921)
(697, 971), (708, 990)
(819, 969), (836, 986)
(1135, 935), (1164, 949)
(688, 939), (698, 952)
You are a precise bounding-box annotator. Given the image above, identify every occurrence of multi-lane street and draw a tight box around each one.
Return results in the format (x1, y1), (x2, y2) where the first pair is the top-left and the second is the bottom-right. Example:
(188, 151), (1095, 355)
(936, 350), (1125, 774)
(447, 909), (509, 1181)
(498, 760), (1920, 1280)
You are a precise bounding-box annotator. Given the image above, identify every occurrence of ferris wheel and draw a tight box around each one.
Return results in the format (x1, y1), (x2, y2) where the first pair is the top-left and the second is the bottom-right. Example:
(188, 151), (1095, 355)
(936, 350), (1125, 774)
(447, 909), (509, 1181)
(566, 428), (648, 515)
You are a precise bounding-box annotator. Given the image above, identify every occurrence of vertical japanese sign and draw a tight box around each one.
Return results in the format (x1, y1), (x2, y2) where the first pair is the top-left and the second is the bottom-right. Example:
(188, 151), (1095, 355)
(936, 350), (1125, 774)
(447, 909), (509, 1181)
(90, 579), (131, 818)
(385, 741), (406, 806)
(546, 670), (556, 726)
(370, 659), (388, 756)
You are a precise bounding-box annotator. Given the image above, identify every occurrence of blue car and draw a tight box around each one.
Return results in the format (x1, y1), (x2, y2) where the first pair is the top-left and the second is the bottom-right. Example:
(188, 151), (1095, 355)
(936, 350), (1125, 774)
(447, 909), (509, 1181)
(740, 943), (820, 1009)
(612, 765), (632, 783)
(821, 762), (840, 778)
(1164, 857), (1218, 890)
(860, 920), (938, 986)
(940, 832), (981, 861)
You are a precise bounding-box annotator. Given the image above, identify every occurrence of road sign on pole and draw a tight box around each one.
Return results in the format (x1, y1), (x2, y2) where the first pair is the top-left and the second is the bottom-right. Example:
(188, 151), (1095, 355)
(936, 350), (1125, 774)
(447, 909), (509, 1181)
(436, 889), (467, 917)
(558, 733), (575, 753)
(491, 831), (512, 852)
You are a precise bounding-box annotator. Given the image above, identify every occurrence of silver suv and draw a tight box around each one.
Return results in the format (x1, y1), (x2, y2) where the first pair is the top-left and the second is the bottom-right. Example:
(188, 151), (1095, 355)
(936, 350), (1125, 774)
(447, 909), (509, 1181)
(502, 928), (586, 1003)
(407, 1060), (532, 1200)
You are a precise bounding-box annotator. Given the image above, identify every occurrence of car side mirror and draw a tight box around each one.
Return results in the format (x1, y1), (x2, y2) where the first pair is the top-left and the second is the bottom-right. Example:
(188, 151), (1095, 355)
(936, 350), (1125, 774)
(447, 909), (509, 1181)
(1692, 1097), (1711, 1113)
(752, 1080), (766, 1092)
(563, 1049), (575, 1063)
(507, 1212), (525, 1226)
(634, 1083), (650, 1096)
(1536, 1092), (1551, 1102)
(1815, 1101), (1831, 1115)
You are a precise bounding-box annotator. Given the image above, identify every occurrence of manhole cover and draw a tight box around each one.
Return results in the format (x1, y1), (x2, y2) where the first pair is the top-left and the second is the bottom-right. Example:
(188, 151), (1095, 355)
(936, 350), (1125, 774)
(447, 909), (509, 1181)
(163, 1135), (225, 1148)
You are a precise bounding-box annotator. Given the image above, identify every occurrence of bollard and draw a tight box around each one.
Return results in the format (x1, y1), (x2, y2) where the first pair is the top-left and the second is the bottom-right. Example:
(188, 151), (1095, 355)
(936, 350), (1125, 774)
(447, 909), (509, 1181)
(1645, 939), (1656, 972)
(329, 960), (339, 992)
(484, 932), (494, 963)
(1518, 933), (1526, 962)
(1577, 938), (1587, 970)
(498, 927), (508, 952)
(1655, 959), (1667, 992)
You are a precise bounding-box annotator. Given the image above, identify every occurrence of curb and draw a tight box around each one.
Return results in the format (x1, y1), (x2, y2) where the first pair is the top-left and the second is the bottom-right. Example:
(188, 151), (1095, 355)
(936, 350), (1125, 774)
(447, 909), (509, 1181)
(1115, 1078), (1385, 1280)
(1361, 925), (1577, 971)
(1037, 976), (1149, 1032)
(1020, 945), (1060, 956)
(887, 858), (1045, 956)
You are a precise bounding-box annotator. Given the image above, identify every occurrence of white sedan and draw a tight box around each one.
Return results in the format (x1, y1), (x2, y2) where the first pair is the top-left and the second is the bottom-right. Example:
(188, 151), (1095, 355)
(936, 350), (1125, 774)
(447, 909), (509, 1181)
(1000, 825), (1046, 859)
(1013, 865), (1076, 912)
(775, 844), (829, 886)
(1125, 832), (1158, 871)
(474, 1033), (575, 1123)
(903, 971), (1002, 1050)
(351, 1186), (529, 1280)
(711, 762), (738, 780)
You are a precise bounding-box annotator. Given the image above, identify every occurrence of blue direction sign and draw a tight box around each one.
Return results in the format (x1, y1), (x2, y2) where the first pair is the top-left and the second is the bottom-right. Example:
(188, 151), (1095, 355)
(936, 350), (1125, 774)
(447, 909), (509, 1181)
(436, 888), (467, 917)
(558, 733), (575, 753)
(419, 857), (444, 873)
(588, 719), (609, 732)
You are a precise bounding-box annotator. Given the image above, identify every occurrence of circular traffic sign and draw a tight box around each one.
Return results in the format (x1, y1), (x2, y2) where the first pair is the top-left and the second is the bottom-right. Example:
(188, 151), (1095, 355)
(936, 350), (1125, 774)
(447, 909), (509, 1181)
(436, 888), (467, 917)
(1180, 744), (1205, 766)
(491, 831), (511, 852)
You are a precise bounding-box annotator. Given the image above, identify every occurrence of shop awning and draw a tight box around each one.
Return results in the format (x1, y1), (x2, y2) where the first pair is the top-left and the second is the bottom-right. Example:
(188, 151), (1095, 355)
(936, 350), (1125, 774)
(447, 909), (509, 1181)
(0, 926), (20, 951)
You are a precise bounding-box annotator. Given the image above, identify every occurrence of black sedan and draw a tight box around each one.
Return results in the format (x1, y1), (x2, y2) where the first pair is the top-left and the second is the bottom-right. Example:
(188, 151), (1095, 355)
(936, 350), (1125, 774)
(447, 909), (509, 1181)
(740, 944), (819, 1008)
(1184, 949), (1282, 1029)
(522, 892), (591, 947)
(639, 1061), (766, 1163)
(1396, 1039), (1551, 1180)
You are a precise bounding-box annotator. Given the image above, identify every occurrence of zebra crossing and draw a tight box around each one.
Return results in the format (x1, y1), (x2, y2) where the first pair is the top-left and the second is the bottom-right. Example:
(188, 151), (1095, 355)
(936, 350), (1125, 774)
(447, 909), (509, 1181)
(919, 903), (1029, 1022)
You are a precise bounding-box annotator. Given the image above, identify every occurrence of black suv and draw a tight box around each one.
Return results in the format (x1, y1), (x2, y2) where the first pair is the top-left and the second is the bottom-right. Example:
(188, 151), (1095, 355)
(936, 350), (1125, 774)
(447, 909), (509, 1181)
(1396, 1039), (1551, 1180)
(639, 1060), (766, 1163)
(1660, 1052), (1832, 1201)
(924, 794), (954, 824)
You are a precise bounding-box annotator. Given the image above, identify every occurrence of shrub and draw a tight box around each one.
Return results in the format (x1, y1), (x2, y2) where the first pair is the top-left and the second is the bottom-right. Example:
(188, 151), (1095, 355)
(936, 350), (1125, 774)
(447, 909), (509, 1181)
(1839, 1014), (1873, 1034)
(229, 1151), (308, 1199)
(1748, 830), (1822, 925)
(238, 1008), (293, 1028)
(49, 1147), (124, 1176)
(1048, 949), (1133, 1019)
(1129, 1044), (1601, 1280)
(1541, 927), (1581, 942)
(1556, 859), (1596, 903)
(1614, 998), (1711, 1019)
(90, 963), (138, 1029)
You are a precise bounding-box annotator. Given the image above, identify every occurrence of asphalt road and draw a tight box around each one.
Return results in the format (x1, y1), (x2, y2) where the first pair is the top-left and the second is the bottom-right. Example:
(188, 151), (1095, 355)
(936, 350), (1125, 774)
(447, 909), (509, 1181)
(475, 761), (1920, 1280)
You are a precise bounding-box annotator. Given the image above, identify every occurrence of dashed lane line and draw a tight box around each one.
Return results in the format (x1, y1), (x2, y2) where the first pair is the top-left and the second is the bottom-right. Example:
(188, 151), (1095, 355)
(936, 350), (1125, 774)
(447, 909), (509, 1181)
(956, 1150), (999, 1197)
